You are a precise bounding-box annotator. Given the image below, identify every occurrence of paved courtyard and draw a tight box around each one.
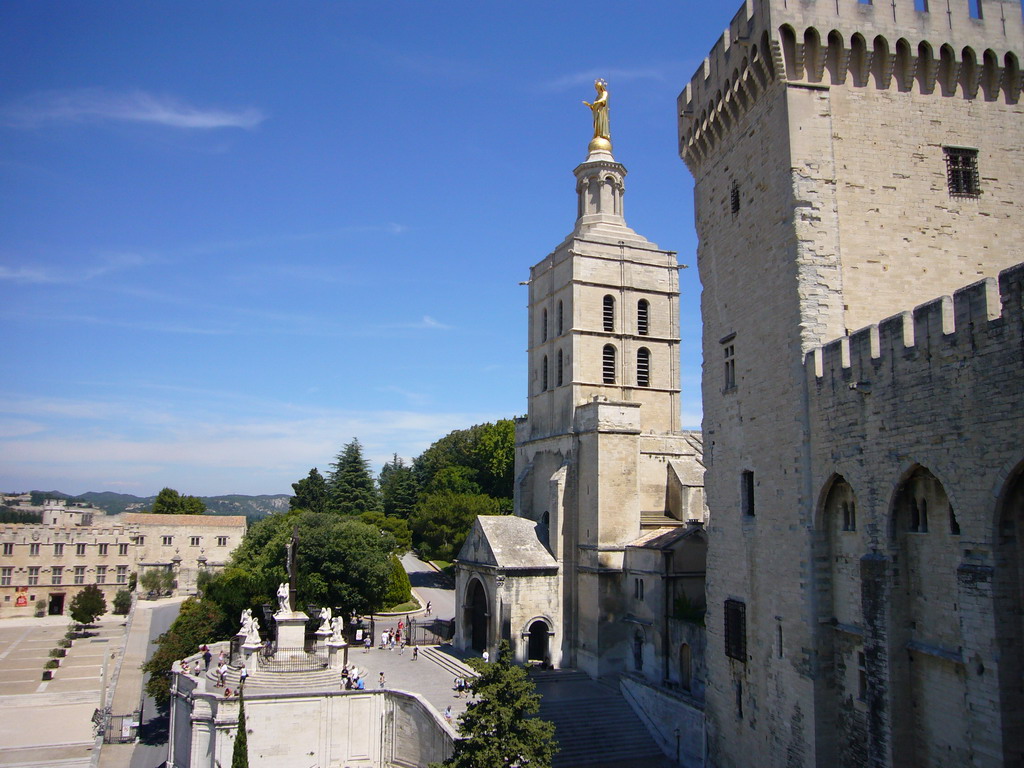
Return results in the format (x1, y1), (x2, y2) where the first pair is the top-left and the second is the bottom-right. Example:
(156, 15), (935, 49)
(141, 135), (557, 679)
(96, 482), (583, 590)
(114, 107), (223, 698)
(0, 612), (127, 768)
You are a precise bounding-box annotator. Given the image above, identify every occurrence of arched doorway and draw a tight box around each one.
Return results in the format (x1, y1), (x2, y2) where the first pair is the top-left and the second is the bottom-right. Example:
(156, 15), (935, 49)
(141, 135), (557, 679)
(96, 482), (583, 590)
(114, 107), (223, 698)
(527, 620), (549, 663)
(996, 463), (1024, 765)
(465, 579), (488, 653)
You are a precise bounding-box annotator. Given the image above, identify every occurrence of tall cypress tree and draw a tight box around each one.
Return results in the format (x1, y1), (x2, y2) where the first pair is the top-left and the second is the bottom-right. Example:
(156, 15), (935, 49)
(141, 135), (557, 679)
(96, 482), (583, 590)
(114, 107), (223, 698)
(327, 438), (381, 515)
(231, 689), (249, 768)
(379, 454), (419, 519)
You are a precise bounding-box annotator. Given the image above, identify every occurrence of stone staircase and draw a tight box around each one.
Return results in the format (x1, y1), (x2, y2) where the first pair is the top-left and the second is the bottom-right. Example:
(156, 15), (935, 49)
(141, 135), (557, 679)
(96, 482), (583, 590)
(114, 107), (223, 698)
(213, 666), (342, 693)
(419, 645), (478, 681)
(530, 670), (673, 768)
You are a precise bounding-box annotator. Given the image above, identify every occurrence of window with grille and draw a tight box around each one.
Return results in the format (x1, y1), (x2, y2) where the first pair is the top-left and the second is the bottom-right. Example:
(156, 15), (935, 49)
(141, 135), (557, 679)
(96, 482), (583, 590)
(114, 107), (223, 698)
(603, 295), (615, 332)
(119, 543), (129, 556)
(724, 599), (747, 661)
(557, 349), (564, 387)
(541, 308), (548, 342)
(2, 543), (12, 556)
(557, 301), (564, 335)
(542, 355), (549, 392)
(96, 566), (106, 584)
(52, 566), (63, 585)
(723, 342), (736, 390)
(0, 567), (11, 586)
(74, 566), (86, 585)
(76, 543), (86, 556)
(98, 543), (108, 556)
(944, 147), (980, 198)
(28, 566), (39, 586)
(603, 345), (616, 384)
(637, 348), (651, 387)
(637, 300), (649, 336)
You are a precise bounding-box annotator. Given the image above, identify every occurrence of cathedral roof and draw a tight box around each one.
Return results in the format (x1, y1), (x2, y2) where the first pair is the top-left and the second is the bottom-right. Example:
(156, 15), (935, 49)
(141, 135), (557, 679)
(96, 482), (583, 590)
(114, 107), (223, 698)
(456, 516), (557, 570)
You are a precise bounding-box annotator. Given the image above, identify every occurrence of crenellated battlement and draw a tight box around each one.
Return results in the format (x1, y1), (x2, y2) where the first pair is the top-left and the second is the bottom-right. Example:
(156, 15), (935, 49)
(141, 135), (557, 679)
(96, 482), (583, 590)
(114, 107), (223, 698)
(679, 0), (1023, 170)
(806, 261), (1024, 386)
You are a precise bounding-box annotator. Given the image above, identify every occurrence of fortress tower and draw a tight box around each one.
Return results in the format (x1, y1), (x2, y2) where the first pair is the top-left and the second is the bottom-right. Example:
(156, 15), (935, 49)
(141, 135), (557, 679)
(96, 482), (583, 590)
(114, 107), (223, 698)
(679, 1), (1023, 767)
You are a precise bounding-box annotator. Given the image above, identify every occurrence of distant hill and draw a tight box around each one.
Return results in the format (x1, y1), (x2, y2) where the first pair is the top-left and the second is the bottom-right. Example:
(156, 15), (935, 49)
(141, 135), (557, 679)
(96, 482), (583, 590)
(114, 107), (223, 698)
(72, 491), (290, 521)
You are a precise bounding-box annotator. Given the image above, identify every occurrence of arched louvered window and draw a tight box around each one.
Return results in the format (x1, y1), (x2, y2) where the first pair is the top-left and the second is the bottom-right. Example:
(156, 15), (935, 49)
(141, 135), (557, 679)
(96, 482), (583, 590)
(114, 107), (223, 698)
(637, 299), (649, 336)
(557, 301), (564, 335)
(542, 355), (549, 392)
(603, 345), (616, 384)
(541, 308), (548, 343)
(603, 295), (615, 332)
(637, 348), (650, 387)
(557, 349), (564, 387)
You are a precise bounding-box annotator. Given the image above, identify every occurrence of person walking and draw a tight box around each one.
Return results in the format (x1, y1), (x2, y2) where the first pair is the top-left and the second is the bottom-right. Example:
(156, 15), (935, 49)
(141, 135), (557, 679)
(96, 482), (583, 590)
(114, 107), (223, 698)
(412, 646), (419, 661)
(444, 705), (452, 724)
(364, 635), (371, 653)
(378, 672), (386, 689)
(426, 601), (432, 616)
(201, 645), (212, 670)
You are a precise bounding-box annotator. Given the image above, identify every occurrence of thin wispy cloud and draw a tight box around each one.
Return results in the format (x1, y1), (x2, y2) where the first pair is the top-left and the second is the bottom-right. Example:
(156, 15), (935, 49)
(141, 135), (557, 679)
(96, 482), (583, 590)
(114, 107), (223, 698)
(539, 68), (668, 92)
(0, 252), (155, 285)
(0, 88), (266, 130)
(381, 315), (454, 331)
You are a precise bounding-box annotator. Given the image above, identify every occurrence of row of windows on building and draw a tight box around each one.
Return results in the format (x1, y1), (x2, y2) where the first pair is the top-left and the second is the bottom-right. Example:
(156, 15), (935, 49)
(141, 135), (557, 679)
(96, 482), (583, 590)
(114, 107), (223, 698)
(0, 536), (229, 557)
(0, 564), (129, 586)
(540, 345), (652, 391)
(539, 296), (652, 343)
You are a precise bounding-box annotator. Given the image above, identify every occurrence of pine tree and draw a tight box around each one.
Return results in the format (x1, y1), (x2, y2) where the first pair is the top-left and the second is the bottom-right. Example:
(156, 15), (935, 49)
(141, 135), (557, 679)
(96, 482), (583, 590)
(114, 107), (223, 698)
(434, 640), (557, 768)
(379, 454), (419, 519)
(327, 439), (381, 515)
(231, 688), (249, 768)
(290, 467), (329, 513)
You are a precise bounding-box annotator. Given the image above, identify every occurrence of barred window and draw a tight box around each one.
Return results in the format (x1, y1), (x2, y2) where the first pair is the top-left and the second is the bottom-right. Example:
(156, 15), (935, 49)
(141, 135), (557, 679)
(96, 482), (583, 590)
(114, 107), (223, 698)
(637, 348), (651, 387)
(603, 345), (617, 384)
(724, 599), (747, 661)
(603, 295), (615, 332)
(944, 147), (980, 198)
(637, 300), (649, 336)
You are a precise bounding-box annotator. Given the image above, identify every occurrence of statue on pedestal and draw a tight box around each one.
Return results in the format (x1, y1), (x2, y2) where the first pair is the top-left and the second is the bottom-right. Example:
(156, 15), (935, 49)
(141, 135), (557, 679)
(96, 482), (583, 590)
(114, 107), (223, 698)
(277, 582), (291, 613)
(239, 608), (253, 636)
(318, 606), (332, 633)
(330, 616), (345, 643)
(246, 617), (261, 646)
(582, 79), (611, 152)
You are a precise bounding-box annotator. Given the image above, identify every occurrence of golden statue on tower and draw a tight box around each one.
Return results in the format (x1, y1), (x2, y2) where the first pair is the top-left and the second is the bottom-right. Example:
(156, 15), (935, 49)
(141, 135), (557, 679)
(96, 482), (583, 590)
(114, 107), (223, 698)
(582, 79), (611, 153)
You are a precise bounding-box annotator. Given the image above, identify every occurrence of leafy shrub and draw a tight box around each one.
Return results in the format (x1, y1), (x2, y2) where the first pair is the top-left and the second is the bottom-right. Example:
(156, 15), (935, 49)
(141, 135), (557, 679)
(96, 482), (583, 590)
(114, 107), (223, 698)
(44, 659), (59, 669)
(112, 590), (132, 616)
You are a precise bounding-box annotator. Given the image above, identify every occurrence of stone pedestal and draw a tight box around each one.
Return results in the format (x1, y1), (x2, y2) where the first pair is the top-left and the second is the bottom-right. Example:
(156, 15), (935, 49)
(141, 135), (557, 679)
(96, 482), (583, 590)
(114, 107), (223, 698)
(315, 628), (333, 648)
(274, 610), (309, 654)
(241, 642), (262, 678)
(327, 639), (349, 670)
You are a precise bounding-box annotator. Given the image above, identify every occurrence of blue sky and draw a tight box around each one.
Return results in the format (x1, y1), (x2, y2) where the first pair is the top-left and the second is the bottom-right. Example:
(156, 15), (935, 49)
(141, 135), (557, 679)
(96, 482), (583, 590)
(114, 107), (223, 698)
(0, 1), (733, 497)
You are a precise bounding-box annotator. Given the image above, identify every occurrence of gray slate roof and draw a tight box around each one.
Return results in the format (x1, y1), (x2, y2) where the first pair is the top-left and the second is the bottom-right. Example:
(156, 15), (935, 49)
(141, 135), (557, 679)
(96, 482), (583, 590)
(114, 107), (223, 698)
(457, 516), (557, 569)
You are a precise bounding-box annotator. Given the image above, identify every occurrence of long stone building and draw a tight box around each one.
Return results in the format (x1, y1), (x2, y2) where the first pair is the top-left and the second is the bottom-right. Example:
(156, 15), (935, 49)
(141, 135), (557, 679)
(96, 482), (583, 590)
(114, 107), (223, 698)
(678, 0), (1023, 766)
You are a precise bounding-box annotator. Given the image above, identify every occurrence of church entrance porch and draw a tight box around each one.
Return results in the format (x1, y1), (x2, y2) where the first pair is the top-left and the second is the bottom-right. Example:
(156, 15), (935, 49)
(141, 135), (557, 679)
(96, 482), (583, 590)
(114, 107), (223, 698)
(466, 579), (488, 653)
(527, 619), (550, 663)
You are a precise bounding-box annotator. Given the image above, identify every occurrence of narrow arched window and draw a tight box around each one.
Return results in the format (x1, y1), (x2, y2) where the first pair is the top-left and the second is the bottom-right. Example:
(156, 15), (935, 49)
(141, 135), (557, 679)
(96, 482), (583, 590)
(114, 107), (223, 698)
(603, 345), (616, 384)
(603, 295), (615, 332)
(557, 349), (564, 387)
(637, 299), (649, 336)
(557, 301), (564, 335)
(542, 355), (549, 392)
(637, 348), (650, 387)
(541, 309), (548, 343)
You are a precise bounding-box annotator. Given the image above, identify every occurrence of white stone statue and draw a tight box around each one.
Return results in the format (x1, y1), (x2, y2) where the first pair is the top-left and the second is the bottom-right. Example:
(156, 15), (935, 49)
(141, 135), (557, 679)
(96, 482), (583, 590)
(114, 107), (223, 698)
(246, 616), (261, 646)
(239, 608), (252, 636)
(318, 606), (332, 633)
(277, 582), (290, 613)
(330, 616), (344, 643)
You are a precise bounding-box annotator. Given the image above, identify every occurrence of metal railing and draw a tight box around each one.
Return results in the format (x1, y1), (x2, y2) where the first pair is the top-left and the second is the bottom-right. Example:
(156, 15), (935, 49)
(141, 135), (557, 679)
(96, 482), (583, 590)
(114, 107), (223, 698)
(256, 646), (329, 673)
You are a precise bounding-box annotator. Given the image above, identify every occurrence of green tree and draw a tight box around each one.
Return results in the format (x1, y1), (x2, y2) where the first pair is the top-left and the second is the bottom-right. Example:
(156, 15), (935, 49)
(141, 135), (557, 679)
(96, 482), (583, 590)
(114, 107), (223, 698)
(425, 465), (482, 496)
(474, 419), (515, 500)
(142, 597), (225, 706)
(68, 584), (107, 625)
(327, 439), (381, 515)
(150, 487), (206, 515)
(112, 589), (132, 615)
(231, 689), (250, 768)
(290, 467), (329, 514)
(432, 640), (557, 768)
(379, 455), (419, 519)
(410, 492), (503, 562)
(383, 553), (413, 609)
(359, 510), (412, 554)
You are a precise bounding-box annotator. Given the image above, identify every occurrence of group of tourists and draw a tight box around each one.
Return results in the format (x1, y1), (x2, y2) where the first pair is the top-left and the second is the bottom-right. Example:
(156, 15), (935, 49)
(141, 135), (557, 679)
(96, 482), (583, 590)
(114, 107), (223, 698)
(340, 664), (366, 690)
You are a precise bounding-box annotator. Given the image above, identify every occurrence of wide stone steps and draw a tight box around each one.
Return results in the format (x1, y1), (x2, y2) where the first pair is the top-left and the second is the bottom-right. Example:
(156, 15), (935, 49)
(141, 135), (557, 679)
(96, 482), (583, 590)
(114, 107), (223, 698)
(531, 674), (671, 768)
(215, 667), (342, 693)
(419, 645), (478, 681)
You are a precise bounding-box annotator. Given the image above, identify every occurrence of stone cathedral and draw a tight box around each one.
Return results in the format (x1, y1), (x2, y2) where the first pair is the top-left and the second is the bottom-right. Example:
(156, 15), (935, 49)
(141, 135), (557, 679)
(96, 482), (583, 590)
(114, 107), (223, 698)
(454, 83), (708, 694)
